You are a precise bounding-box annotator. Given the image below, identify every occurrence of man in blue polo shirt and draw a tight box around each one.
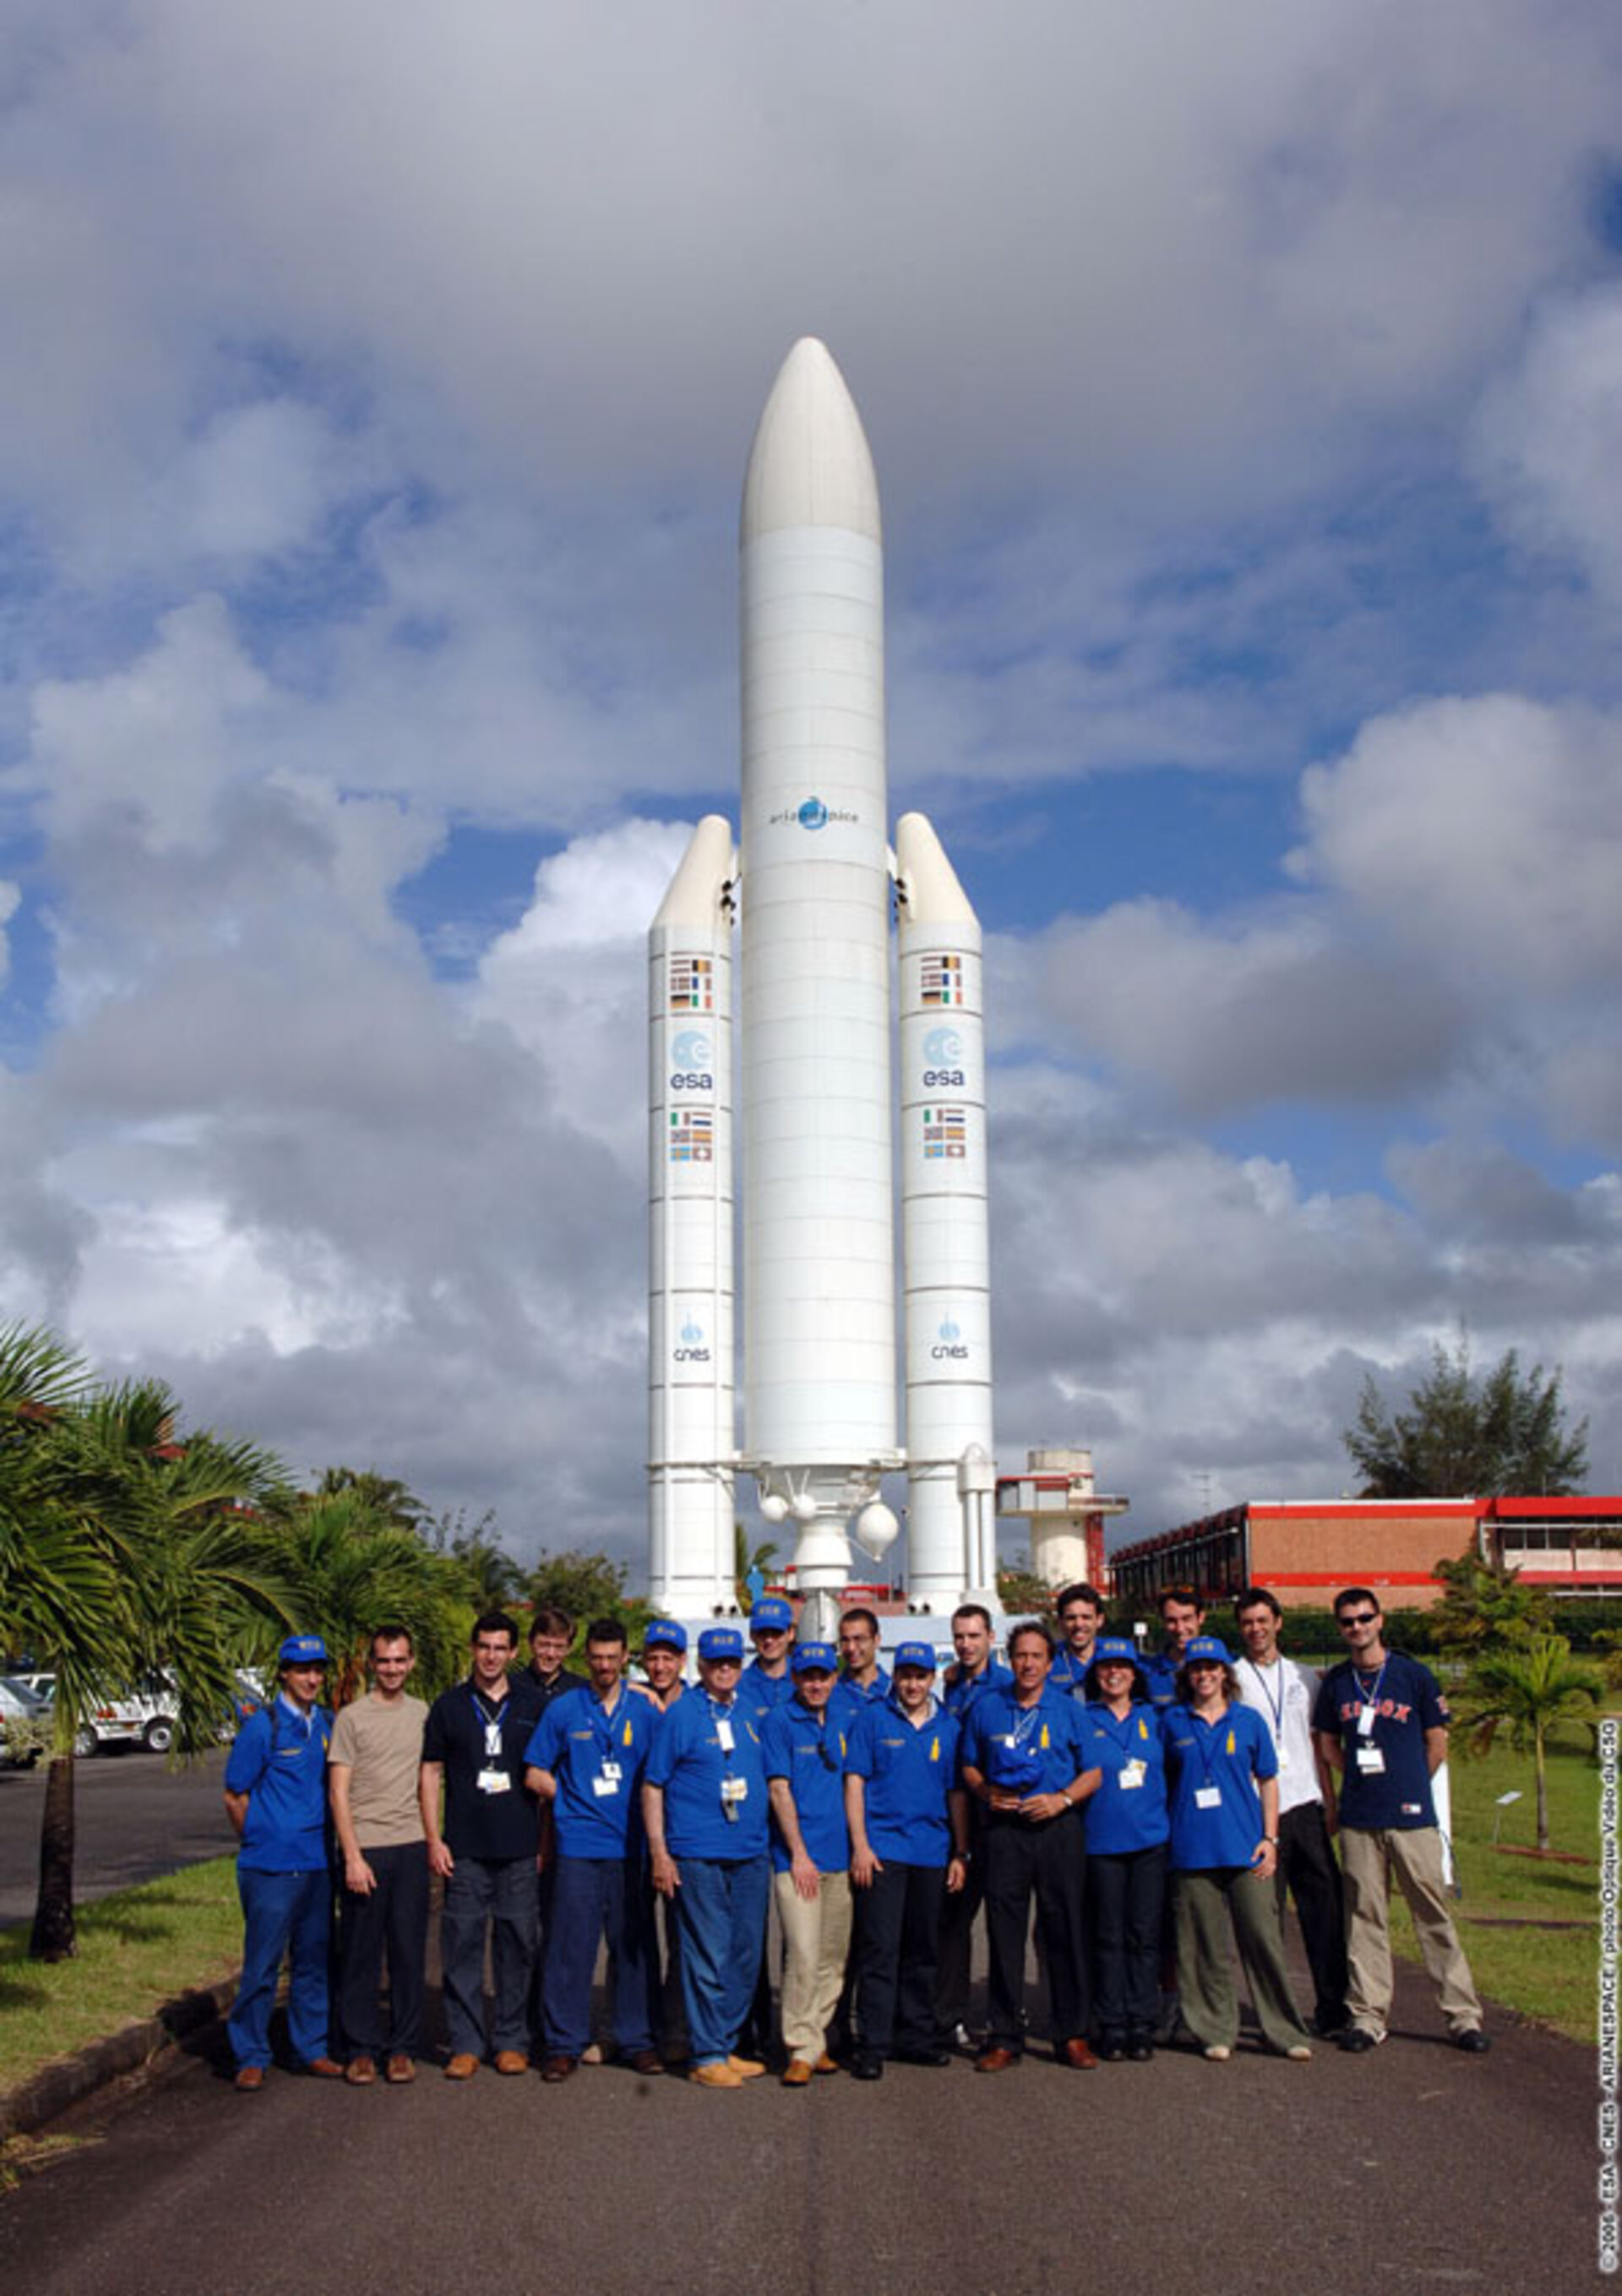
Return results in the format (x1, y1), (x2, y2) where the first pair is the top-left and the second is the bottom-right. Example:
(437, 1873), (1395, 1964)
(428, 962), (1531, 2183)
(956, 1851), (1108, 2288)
(224, 1633), (341, 2091)
(844, 1642), (969, 2080)
(835, 1606), (890, 1717)
(1313, 1586), (1488, 2054)
(959, 1621), (1102, 2072)
(763, 1641), (852, 2086)
(1141, 1586), (1206, 1708)
(642, 1625), (771, 2088)
(741, 1595), (797, 1714)
(525, 1617), (663, 2082)
(1048, 1582), (1107, 1693)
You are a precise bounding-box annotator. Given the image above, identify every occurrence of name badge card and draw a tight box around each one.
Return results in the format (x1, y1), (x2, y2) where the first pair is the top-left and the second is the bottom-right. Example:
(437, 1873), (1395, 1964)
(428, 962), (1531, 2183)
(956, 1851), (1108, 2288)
(1195, 1785), (1222, 1809)
(1356, 1745), (1385, 1773)
(1119, 1759), (1146, 1792)
(477, 1768), (511, 1795)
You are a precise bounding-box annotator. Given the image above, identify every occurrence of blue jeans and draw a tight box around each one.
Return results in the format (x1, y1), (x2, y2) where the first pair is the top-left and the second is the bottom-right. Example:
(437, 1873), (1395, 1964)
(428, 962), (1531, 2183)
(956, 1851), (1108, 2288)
(543, 1854), (656, 2059)
(228, 1866), (331, 2069)
(439, 1854), (537, 2058)
(672, 1856), (770, 2066)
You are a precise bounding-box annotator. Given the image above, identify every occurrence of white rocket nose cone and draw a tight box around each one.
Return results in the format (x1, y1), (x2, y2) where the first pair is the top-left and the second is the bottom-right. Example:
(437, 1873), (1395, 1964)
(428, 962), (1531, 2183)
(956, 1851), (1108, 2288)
(740, 336), (881, 546)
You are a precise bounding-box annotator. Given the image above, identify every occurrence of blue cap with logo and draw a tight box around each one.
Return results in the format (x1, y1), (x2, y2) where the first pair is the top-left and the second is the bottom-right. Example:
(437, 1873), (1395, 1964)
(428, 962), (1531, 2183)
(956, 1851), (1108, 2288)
(1092, 1637), (1138, 1667)
(893, 1640), (939, 1673)
(791, 1640), (838, 1674)
(698, 1626), (745, 1662)
(750, 1595), (794, 1633)
(277, 1633), (329, 1667)
(1184, 1635), (1232, 1666)
(644, 1619), (688, 1654)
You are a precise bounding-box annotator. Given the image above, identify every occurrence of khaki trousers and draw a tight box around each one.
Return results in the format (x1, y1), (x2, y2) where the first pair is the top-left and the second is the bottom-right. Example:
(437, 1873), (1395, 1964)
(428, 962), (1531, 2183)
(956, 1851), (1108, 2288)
(1173, 1865), (1312, 2053)
(1339, 1824), (1483, 2037)
(774, 1868), (853, 2065)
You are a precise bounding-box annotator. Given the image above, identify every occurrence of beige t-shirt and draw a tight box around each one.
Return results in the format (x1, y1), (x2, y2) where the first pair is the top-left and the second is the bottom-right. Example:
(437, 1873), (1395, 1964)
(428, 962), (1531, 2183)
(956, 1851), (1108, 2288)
(329, 1692), (429, 1847)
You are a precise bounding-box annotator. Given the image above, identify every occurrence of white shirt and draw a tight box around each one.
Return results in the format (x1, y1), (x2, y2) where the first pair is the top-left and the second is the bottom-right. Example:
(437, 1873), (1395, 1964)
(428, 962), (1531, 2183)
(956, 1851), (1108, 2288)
(1235, 1654), (1321, 1816)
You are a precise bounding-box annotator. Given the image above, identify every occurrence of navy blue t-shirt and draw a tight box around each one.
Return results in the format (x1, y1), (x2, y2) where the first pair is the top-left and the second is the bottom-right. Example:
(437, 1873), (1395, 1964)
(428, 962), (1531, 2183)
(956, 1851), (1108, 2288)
(524, 1682), (658, 1857)
(844, 1697), (961, 1864)
(1081, 1702), (1171, 1856)
(422, 1677), (544, 1862)
(1163, 1700), (1276, 1870)
(762, 1696), (852, 1873)
(644, 1690), (770, 1859)
(1312, 1651), (1448, 1830)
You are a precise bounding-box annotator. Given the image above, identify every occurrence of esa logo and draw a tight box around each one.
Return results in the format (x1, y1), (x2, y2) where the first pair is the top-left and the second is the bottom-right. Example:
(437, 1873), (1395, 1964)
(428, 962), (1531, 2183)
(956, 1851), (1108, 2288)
(675, 1317), (710, 1365)
(933, 1316), (969, 1362)
(670, 1029), (714, 1092)
(923, 1025), (965, 1088)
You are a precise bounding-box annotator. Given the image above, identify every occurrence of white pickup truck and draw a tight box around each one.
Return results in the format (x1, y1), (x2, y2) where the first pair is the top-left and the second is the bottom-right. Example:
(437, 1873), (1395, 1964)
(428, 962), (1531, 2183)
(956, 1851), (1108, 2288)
(18, 1674), (179, 1755)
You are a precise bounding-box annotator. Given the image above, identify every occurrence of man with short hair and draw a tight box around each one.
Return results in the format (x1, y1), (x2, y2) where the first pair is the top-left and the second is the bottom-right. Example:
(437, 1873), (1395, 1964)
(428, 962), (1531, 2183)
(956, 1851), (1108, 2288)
(1049, 1584), (1107, 1692)
(960, 1622), (1102, 2073)
(1233, 1587), (1348, 2037)
(934, 1603), (1012, 2050)
(1313, 1588), (1489, 2054)
(764, 1641), (852, 2086)
(522, 1606), (587, 1709)
(1143, 1588), (1206, 1709)
(639, 1619), (689, 1710)
(643, 1625), (772, 2087)
(836, 1606), (890, 1712)
(525, 1618), (663, 2081)
(420, 1612), (544, 2079)
(224, 1633), (342, 2091)
(741, 1595), (797, 1713)
(329, 1627), (430, 2086)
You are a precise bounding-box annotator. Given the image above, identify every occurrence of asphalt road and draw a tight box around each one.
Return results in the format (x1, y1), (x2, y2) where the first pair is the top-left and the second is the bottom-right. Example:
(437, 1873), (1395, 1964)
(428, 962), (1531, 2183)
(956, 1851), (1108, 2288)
(0, 1750), (231, 1928)
(0, 1953), (1597, 2296)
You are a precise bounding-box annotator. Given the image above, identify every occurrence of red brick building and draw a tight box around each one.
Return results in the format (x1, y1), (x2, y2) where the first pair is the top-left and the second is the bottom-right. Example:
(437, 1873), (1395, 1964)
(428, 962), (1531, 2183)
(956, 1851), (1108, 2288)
(1109, 1494), (1622, 1612)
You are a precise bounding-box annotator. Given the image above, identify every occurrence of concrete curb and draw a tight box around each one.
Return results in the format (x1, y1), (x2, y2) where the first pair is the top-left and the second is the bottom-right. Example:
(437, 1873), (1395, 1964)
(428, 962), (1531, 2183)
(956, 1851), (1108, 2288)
(0, 1972), (238, 2141)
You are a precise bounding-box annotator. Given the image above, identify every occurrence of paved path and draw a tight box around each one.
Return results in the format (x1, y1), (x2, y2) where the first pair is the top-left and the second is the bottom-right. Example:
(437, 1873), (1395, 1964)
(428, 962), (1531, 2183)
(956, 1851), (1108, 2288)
(0, 1954), (1596, 2295)
(0, 1752), (231, 1928)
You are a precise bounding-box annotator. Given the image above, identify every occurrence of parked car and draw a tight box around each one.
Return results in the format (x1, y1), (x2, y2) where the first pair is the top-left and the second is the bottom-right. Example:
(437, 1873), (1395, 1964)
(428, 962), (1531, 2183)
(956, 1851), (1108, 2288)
(0, 1674), (52, 1767)
(24, 1672), (180, 1756)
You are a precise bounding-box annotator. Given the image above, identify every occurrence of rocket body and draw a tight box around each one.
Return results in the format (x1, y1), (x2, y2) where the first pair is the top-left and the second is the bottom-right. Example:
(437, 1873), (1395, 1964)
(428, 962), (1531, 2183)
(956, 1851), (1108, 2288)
(649, 340), (993, 1621)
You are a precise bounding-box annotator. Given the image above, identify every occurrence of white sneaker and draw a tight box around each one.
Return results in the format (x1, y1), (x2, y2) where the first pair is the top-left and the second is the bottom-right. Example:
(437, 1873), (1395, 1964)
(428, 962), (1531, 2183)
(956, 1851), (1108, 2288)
(1202, 2044), (1232, 2062)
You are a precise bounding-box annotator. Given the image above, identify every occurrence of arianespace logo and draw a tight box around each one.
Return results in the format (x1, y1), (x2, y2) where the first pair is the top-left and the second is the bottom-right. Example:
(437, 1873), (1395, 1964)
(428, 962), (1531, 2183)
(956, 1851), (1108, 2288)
(670, 1029), (714, 1092)
(923, 1024), (966, 1088)
(769, 795), (859, 831)
(676, 1317), (710, 1365)
(933, 1316), (968, 1362)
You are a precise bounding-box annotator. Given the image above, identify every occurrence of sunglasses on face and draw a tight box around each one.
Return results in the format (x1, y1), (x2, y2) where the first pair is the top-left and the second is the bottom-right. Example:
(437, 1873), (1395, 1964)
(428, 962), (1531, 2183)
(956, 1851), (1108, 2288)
(1338, 1612), (1379, 1628)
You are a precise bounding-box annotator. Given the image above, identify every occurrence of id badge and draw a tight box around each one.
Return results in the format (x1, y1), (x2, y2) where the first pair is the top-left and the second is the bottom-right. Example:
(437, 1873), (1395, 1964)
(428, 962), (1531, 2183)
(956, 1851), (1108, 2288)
(720, 1775), (748, 1804)
(601, 1760), (623, 1783)
(477, 1766), (511, 1795)
(593, 1773), (620, 1797)
(1119, 1759), (1146, 1792)
(716, 1718), (736, 1753)
(1357, 1704), (1377, 1738)
(1195, 1785), (1222, 1809)
(1356, 1744), (1385, 1774)
(1276, 1744), (1292, 1770)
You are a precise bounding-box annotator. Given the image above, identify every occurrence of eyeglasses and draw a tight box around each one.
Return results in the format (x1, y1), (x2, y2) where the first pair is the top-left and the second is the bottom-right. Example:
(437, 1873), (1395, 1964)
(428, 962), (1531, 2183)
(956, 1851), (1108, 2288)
(1337, 1612), (1379, 1628)
(707, 1656), (743, 1667)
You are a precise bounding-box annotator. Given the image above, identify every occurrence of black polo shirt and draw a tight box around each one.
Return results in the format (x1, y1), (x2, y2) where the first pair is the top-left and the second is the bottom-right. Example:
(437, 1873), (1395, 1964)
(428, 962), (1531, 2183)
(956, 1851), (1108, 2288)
(423, 1675), (546, 1861)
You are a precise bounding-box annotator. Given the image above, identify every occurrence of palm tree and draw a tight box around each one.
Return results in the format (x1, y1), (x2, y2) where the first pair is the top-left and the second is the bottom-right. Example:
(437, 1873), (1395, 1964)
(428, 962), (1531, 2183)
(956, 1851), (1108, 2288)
(1463, 1633), (1602, 1852)
(266, 1486), (466, 1707)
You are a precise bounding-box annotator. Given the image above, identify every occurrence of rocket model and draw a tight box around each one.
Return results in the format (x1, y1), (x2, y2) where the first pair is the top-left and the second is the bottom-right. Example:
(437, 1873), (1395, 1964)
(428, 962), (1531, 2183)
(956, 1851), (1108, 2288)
(649, 339), (994, 1633)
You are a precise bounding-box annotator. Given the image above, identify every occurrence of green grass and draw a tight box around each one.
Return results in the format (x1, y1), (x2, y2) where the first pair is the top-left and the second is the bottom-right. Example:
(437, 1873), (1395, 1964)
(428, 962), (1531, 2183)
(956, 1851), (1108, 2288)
(0, 1857), (242, 2099)
(1386, 1721), (1602, 2042)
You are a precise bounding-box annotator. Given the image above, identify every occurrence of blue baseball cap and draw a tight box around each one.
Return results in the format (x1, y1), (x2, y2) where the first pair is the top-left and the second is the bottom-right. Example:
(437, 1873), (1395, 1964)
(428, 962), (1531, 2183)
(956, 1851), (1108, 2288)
(750, 1595), (794, 1633)
(1092, 1638), (1138, 1666)
(698, 1626), (745, 1662)
(792, 1640), (838, 1674)
(277, 1633), (329, 1667)
(644, 1619), (688, 1654)
(893, 1640), (939, 1673)
(1184, 1635), (1232, 1666)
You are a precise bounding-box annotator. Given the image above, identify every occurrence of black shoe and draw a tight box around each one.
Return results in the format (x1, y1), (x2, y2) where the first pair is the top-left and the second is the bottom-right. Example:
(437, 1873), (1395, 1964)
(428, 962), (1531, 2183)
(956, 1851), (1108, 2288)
(1453, 2028), (1491, 2053)
(893, 2047), (952, 2068)
(851, 2052), (884, 2081)
(1099, 2033), (1126, 2063)
(1126, 2039), (1153, 2062)
(1336, 2027), (1383, 2053)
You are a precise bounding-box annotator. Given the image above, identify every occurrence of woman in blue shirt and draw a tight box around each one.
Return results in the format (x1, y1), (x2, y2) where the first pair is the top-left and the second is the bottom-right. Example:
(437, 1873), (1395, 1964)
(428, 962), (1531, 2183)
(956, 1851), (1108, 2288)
(1164, 1636), (1312, 2062)
(1080, 1638), (1169, 2062)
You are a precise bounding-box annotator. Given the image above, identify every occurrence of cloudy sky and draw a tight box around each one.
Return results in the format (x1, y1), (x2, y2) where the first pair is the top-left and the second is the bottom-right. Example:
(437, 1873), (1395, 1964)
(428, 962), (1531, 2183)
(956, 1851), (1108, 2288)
(3, 0), (1619, 1575)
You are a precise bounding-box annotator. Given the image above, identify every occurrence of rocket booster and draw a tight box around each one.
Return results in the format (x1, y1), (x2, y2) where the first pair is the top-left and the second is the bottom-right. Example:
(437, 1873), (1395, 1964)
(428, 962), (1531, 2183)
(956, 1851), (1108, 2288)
(649, 340), (994, 1623)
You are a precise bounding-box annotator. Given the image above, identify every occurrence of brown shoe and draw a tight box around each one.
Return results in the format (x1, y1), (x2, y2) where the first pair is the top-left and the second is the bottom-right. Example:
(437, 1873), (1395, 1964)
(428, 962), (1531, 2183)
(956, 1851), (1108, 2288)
(345, 2055), (377, 2086)
(974, 2047), (1019, 2073)
(781, 2060), (813, 2087)
(493, 2050), (530, 2076)
(1064, 2037), (1099, 2070)
(727, 2054), (766, 2080)
(233, 2064), (265, 2093)
(689, 2061), (743, 2088)
(304, 2056), (344, 2080)
(384, 2055), (416, 2085)
(540, 2055), (577, 2082)
(444, 2053), (479, 2081)
(813, 2052), (842, 2076)
(622, 2050), (665, 2076)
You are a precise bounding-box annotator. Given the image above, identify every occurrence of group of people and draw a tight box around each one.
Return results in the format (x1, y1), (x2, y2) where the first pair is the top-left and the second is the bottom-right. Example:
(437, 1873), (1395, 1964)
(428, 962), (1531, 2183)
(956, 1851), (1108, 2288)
(221, 1579), (1492, 2091)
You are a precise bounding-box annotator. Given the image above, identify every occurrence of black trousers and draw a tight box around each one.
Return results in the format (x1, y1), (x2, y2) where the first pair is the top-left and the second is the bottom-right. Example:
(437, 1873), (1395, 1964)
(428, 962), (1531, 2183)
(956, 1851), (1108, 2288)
(1277, 1800), (1349, 2028)
(982, 1808), (1089, 2053)
(337, 1841), (429, 2059)
(933, 1802), (986, 2042)
(852, 1861), (947, 2055)
(1086, 1844), (1165, 2041)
